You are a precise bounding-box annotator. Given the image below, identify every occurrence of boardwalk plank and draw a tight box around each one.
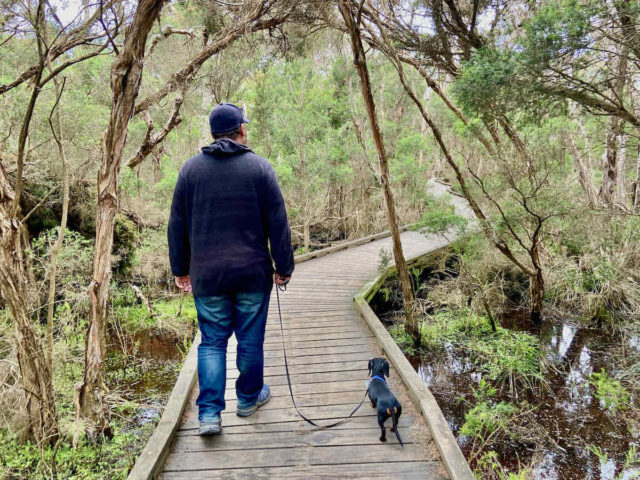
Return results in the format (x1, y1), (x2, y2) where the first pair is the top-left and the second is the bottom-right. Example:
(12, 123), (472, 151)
(163, 444), (433, 472)
(160, 461), (447, 479)
(170, 428), (415, 452)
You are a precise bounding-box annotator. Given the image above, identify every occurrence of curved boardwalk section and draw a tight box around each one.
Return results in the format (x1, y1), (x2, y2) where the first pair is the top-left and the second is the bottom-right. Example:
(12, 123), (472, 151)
(160, 232), (449, 479)
(158, 184), (471, 479)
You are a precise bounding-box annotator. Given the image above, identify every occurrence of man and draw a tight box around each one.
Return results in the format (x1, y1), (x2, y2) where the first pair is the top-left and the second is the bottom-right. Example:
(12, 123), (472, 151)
(168, 102), (294, 436)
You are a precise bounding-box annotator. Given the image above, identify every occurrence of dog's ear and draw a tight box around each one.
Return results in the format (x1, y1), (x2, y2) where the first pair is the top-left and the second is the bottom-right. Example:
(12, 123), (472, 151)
(368, 359), (373, 377)
(383, 359), (390, 378)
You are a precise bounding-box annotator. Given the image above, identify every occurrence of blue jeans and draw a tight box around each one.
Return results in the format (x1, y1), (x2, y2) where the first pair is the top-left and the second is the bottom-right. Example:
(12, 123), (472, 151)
(194, 290), (271, 422)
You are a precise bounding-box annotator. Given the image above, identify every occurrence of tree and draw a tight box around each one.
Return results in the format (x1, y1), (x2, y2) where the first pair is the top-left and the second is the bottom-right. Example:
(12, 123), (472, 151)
(0, 0), (121, 446)
(352, 0), (581, 323)
(0, 156), (58, 446)
(76, 0), (168, 440)
(338, 0), (418, 342)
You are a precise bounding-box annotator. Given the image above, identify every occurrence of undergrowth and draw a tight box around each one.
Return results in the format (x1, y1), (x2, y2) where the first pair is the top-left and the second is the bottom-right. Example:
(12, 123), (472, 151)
(0, 292), (194, 479)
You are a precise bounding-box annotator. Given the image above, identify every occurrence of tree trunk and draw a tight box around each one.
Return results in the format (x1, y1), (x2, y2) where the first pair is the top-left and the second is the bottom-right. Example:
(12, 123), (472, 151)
(601, 41), (629, 207)
(599, 116), (620, 207)
(568, 132), (599, 208)
(633, 129), (640, 209)
(0, 158), (58, 445)
(616, 131), (627, 207)
(76, 0), (167, 441)
(303, 222), (310, 251)
(339, 0), (418, 343)
(45, 73), (70, 370)
(529, 270), (544, 325)
(529, 236), (545, 324)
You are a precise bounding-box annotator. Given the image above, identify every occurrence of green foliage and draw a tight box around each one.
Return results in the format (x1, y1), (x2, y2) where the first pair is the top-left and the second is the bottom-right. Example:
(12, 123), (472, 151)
(113, 215), (139, 275)
(415, 194), (467, 238)
(377, 248), (392, 274)
(625, 444), (640, 468)
(588, 444), (609, 464)
(520, 0), (597, 69)
(453, 1), (599, 122)
(473, 379), (497, 403)
(388, 323), (417, 356)
(589, 369), (630, 412)
(460, 400), (517, 440)
(421, 309), (543, 388)
(453, 48), (522, 120)
(0, 424), (152, 479)
(111, 286), (197, 333)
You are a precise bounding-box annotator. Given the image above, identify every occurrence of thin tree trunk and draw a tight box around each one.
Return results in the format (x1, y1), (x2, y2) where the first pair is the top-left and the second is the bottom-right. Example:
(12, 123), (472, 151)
(0, 158), (58, 446)
(12, 1), (46, 217)
(633, 129), (640, 209)
(600, 116), (620, 206)
(616, 131), (627, 207)
(42, 14), (72, 367)
(568, 105), (599, 207)
(530, 271), (544, 324)
(568, 132), (599, 208)
(76, 0), (167, 441)
(339, 0), (418, 343)
(600, 41), (629, 207)
(530, 246), (545, 325)
(45, 77), (70, 370)
(303, 222), (310, 251)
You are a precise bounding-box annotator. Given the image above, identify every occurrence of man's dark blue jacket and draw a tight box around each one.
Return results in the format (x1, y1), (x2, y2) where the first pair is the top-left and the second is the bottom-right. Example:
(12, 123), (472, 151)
(168, 139), (295, 297)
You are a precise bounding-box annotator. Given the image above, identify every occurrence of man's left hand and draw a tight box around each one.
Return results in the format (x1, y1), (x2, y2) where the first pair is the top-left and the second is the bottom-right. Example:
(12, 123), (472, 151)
(175, 275), (192, 293)
(274, 273), (291, 286)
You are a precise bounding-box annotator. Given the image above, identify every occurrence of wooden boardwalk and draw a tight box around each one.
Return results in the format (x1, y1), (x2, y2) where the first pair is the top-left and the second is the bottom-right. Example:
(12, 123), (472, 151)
(160, 231), (453, 479)
(158, 183), (471, 479)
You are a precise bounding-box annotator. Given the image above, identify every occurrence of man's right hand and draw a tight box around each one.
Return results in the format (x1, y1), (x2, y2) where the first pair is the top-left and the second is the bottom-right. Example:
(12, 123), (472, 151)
(175, 275), (192, 293)
(274, 273), (291, 286)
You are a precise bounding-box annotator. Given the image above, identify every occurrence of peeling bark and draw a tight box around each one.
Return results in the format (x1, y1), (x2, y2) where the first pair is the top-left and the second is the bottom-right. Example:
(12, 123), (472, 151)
(0, 158), (58, 445)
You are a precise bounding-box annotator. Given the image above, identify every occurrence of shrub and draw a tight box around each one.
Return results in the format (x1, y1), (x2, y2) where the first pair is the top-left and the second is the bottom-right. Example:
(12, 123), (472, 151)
(113, 214), (139, 275)
(460, 400), (517, 441)
(388, 322), (417, 356)
(589, 369), (630, 412)
(421, 309), (543, 390)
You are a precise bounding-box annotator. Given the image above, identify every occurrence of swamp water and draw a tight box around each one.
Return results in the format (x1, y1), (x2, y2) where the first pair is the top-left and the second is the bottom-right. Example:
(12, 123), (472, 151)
(373, 281), (638, 479)
(109, 326), (195, 432)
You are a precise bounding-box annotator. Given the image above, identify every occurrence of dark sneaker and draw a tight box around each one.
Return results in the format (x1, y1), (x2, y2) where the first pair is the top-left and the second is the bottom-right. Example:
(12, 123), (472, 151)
(198, 417), (222, 436)
(236, 385), (271, 417)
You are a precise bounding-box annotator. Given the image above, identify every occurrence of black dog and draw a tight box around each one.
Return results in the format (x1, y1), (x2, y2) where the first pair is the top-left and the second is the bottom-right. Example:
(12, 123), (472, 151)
(367, 358), (403, 446)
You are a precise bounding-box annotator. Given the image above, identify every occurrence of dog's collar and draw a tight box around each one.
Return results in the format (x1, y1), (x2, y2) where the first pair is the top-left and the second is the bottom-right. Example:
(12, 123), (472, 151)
(370, 375), (386, 384)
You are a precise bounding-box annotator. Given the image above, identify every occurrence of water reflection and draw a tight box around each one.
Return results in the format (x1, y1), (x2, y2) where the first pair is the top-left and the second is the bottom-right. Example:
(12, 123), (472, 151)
(409, 316), (636, 480)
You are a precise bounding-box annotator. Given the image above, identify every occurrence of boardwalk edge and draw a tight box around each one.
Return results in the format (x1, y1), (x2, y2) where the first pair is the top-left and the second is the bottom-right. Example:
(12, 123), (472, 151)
(353, 248), (475, 480)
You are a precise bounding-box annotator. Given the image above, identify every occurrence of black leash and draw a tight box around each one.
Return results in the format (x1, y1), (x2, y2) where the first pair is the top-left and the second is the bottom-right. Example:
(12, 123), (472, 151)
(275, 282), (369, 428)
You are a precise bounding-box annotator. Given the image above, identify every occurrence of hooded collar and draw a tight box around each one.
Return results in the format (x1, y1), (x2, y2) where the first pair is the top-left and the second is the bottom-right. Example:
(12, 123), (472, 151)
(201, 138), (252, 157)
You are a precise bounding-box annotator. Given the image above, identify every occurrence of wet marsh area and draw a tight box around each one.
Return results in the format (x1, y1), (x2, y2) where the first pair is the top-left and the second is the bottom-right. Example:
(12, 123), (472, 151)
(0, 294), (196, 479)
(372, 257), (640, 479)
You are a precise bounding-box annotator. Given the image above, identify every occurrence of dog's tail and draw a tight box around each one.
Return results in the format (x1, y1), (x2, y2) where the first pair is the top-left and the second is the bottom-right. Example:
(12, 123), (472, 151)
(392, 407), (403, 447)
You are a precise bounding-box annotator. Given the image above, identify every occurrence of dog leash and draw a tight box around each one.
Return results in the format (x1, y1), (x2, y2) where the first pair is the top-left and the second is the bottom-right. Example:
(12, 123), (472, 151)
(275, 282), (369, 428)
